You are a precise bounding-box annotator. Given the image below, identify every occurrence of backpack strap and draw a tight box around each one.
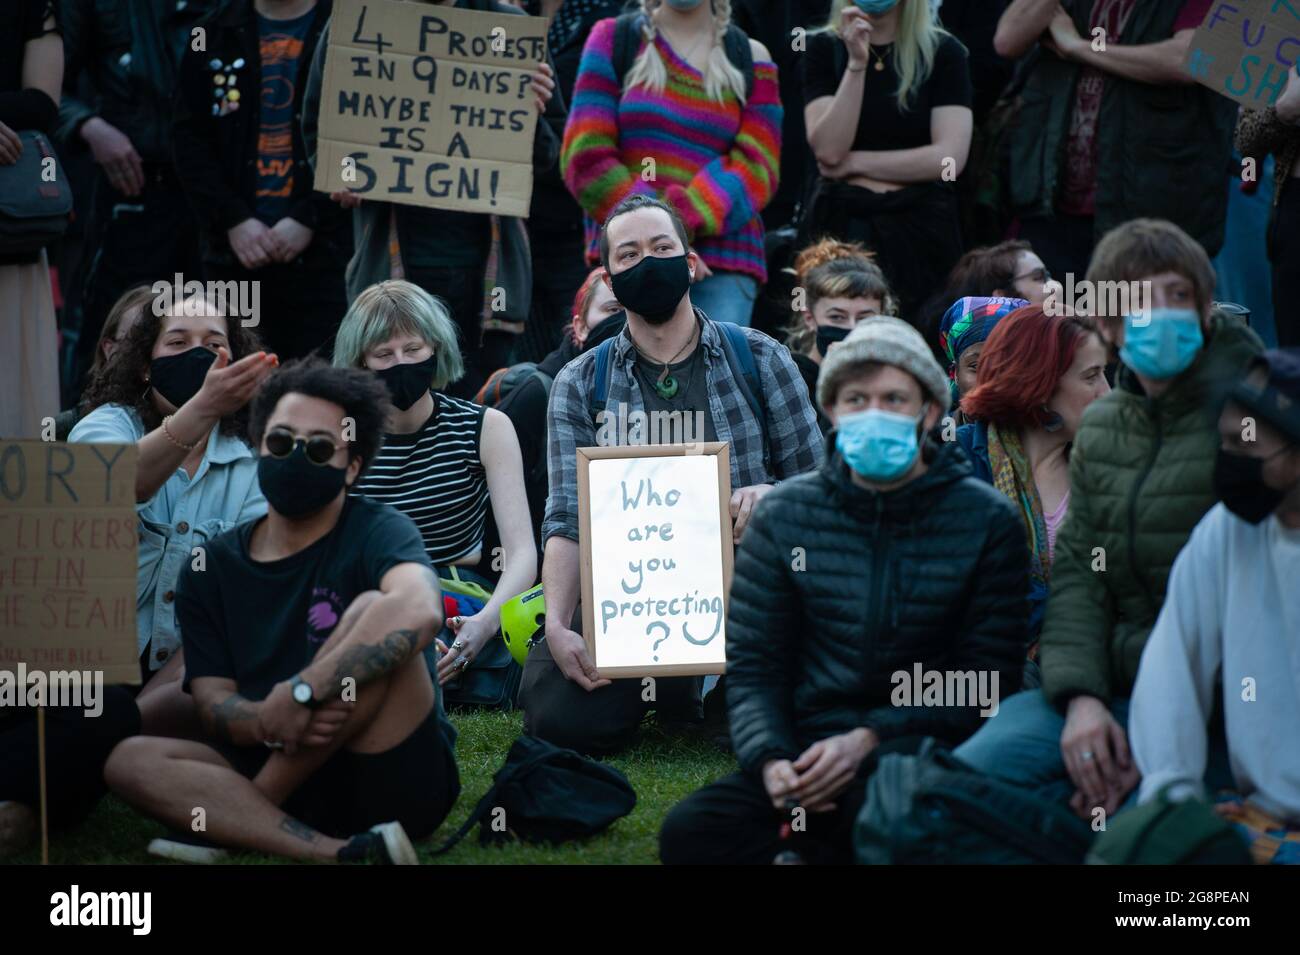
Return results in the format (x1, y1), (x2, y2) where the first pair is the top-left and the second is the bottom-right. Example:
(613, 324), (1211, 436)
(611, 12), (644, 91)
(723, 24), (755, 101)
(713, 321), (771, 474)
(614, 12), (755, 101)
(588, 336), (617, 421)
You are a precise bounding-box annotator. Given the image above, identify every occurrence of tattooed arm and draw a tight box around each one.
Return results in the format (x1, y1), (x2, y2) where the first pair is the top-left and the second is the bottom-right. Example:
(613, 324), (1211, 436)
(297, 562), (443, 702)
(192, 676), (265, 746)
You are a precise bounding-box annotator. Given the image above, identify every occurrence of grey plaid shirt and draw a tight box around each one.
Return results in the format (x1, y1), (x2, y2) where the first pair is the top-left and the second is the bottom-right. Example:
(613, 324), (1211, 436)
(543, 315), (824, 543)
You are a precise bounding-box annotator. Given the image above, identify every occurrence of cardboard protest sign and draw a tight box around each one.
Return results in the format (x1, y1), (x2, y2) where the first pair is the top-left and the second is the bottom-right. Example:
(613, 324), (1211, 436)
(314, 0), (546, 216)
(577, 444), (734, 678)
(1184, 0), (1300, 107)
(0, 442), (140, 685)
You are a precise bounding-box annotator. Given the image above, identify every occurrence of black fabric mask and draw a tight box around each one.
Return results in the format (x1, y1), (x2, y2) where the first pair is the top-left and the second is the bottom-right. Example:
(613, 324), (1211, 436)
(816, 324), (852, 357)
(258, 445), (348, 519)
(1214, 449), (1288, 525)
(376, 356), (436, 411)
(150, 347), (218, 408)
(609, 254), (691, 325)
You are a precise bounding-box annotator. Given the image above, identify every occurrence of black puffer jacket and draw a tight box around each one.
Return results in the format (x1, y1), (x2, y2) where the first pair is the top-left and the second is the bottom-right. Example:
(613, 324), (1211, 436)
(726, 439), (1030, 777)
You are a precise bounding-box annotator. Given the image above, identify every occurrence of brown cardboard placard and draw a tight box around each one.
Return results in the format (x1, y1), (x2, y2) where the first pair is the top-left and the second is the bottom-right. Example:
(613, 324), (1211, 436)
(576, 443), (733, 679)
(314, 0), (546, 215)
(1183, 0), (1300, 107)
(0, 442), (140, 686)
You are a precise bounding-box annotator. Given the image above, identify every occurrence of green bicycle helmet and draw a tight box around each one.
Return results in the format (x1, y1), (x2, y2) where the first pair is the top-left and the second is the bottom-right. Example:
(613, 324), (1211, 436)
(500, 585), (545, 666)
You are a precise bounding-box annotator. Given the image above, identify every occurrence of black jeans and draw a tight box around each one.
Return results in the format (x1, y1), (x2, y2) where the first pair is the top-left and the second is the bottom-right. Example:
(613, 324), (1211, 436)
(1271, 177), (1300, 348)
(75, 165), (202, 394)
(0, 687), (141, 831)
(659, 735), (928, 865)
(205, 253), (349, 362)
(405, 264), (509, 400)
(519, 606), (703, 756)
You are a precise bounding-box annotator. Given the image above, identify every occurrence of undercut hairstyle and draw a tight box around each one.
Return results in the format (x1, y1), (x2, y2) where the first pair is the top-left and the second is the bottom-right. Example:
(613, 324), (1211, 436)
(786, 238), (897, 353)
(598, 193), (691, 270)
(332, 280), (465, 390)
(248, 359), (393, 480)
(80, 293), (263, 439)
(960, 305), (1102, 429)
(1085, 218), (1216, 324)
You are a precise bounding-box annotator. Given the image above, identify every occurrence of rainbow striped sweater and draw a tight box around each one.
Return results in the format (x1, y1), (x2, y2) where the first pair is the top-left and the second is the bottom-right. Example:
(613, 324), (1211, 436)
(560, 17), (782, 283)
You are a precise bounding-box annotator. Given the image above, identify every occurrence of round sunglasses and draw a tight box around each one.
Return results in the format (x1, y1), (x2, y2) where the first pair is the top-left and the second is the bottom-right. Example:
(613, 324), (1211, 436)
(264, 428), (345, 466)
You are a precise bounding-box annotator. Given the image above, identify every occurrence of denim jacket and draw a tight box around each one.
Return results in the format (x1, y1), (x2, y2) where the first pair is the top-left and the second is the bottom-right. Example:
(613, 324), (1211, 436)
(69, 404), (266, 670)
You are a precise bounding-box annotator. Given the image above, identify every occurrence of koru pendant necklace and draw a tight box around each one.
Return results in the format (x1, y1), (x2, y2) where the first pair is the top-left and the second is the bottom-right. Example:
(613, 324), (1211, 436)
(632, 320), (699, 399)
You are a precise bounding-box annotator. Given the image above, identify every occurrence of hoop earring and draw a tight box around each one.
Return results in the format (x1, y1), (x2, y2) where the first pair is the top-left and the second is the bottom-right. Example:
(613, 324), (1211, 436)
(1042, 407), (1064, 432)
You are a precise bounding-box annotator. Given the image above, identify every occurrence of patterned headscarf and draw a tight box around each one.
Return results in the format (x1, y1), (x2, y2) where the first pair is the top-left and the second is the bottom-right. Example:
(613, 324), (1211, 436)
(938, 296), (1028, 380)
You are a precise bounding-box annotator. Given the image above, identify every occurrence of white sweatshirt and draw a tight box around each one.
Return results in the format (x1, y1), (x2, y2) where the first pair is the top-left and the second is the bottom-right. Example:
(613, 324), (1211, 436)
(1130, 503), (1300, 824)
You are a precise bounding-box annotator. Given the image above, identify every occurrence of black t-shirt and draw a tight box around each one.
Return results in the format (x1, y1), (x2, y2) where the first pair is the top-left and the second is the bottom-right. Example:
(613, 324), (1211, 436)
(801, 31), (972, 152)
(178, 496), (430, 700)
(632, 344), (718, 444)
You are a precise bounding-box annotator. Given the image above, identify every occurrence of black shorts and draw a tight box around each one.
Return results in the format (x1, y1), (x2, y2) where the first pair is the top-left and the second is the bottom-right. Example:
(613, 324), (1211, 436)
(216, 707), (460, 841)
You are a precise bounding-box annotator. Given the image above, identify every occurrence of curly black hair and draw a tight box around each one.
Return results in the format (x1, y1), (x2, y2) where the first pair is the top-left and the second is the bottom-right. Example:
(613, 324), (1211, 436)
(79, 298), (264, 439)
(247, 358), (392, 480)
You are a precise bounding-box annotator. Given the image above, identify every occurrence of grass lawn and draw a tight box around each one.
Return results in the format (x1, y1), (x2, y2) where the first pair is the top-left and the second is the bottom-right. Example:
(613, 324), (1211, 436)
(12, 710), (736, 865)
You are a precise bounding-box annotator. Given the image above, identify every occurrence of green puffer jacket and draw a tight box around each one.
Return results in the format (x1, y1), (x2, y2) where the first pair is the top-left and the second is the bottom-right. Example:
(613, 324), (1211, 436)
(1040, 315), (1263, 709)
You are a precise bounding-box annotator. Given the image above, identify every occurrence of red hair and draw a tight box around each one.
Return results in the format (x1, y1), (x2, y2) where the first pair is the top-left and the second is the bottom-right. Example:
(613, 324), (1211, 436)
(960, 306), (1100, 429)
(569, 267), (608, 343)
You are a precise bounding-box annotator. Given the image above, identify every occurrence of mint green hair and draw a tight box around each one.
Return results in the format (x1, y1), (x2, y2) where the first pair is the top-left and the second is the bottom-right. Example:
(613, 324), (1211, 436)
(332, 280), (464, 390)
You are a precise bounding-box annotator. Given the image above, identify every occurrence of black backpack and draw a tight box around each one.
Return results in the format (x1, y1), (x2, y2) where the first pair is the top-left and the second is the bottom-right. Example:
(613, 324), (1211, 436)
(432, 735), (637, 852)
(610, 11), (755, 100)
(855, 741), (1095, 864)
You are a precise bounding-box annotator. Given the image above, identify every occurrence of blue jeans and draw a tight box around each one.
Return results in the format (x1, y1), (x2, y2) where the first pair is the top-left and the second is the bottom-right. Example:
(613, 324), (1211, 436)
(954, 689), (1131, 807)
(689, 272), (758, 327)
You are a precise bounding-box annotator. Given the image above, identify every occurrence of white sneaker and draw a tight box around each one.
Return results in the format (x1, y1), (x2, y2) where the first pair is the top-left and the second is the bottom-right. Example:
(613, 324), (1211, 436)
(147, 831), (229, 864)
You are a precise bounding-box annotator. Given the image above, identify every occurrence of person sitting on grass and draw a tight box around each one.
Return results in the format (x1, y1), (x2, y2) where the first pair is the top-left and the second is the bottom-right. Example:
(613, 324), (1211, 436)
(953, 218), (1264, 821)
(104, 361), (456, 865)
(1129, 348), (1300, 864)
(659, 318), (1028, 865)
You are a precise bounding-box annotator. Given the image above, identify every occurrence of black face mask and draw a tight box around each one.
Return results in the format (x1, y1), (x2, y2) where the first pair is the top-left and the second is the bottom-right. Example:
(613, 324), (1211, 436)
(816, 324), (852, 357)
(1214, 449), (1288, 525)
(257, 445), (349, 519)
(150, 347), (218, 409)
(375, 355), (435, 411)
(609, 254), (691, 325)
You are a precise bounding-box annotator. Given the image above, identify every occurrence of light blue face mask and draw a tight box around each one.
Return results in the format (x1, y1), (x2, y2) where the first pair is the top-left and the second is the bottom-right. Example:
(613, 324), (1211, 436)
(852, 0), (899, 14)
(836, 405), (927, 483)
(1119, 307), (1204, 381)
(663, 0), (706, 10)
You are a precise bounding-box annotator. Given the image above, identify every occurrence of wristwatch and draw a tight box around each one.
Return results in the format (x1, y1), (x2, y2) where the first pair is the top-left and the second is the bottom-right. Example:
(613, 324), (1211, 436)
(290, 675), (321, 709)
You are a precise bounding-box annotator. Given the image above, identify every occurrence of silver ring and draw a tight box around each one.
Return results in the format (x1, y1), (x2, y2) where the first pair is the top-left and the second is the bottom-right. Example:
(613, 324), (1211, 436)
(264, 739), (285, 750)
(451, 639), (465, 651)
(456, 657), (470, 671)
(1080, 750), (1094, 762)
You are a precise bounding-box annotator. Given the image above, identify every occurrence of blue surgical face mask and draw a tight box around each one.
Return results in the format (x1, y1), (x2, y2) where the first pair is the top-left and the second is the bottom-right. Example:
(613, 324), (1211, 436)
(853, 0), (899, 14)
(1119, 307), (1204, 381)
(664, 0), (706, 10)
(836, 405), (927, 483)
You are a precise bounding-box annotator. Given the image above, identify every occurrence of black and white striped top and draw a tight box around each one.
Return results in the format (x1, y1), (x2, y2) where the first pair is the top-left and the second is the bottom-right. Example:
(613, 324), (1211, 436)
(352, 392), (489, 566)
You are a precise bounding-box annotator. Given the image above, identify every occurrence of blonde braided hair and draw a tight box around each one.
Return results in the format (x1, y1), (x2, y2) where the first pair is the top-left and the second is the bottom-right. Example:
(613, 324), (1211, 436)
(623, 0), (749, 105)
